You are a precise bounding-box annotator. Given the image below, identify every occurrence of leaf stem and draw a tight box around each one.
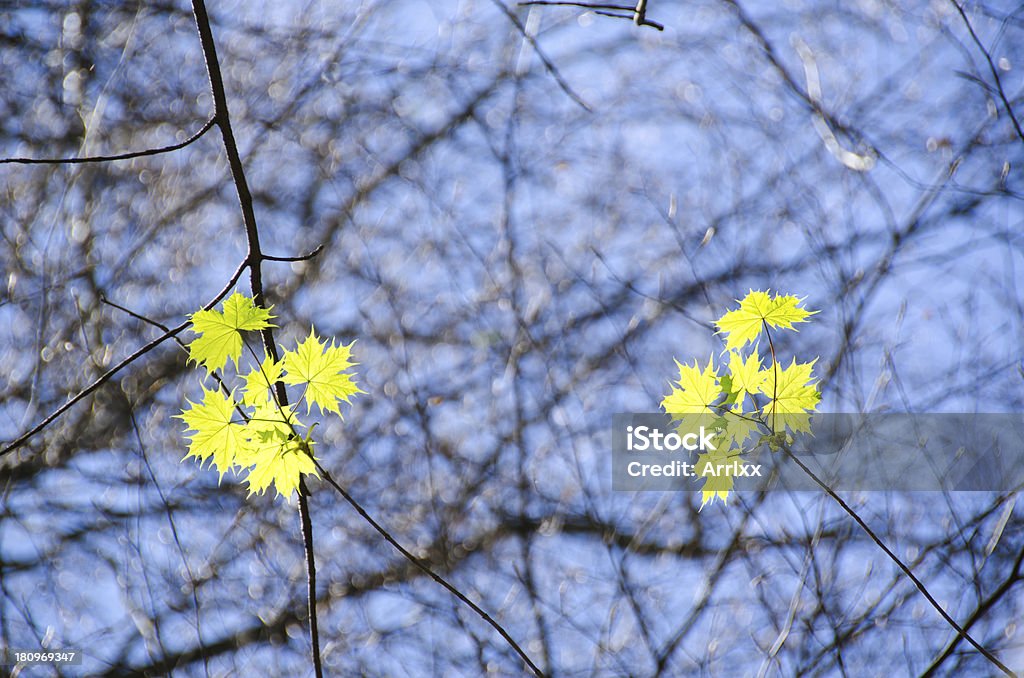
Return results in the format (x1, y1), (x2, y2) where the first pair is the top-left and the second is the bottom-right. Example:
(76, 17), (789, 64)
(762, 319), (778, 432)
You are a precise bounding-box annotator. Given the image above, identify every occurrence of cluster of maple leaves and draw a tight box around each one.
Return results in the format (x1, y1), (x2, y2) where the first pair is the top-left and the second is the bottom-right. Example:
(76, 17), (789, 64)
(176, 293), (361, 497)
(661, 290), (821, 508)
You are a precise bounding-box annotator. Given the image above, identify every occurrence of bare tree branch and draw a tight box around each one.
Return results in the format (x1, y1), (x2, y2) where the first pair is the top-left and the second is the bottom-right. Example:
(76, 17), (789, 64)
(0, 117), (216, 165)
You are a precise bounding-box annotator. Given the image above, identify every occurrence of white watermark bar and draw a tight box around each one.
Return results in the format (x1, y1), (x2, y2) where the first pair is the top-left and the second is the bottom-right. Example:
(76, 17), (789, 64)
(612, 413), (1024, 491)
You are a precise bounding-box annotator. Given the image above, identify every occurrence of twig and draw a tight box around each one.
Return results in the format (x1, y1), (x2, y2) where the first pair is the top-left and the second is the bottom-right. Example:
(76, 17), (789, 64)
(100, 296), (172, 333)
(1, 258), (248, 458)
(780, 444), (1015, 676)
(101, 295), (252, 427)
(920, 540), (1024, 676)
(314, 461), (546, 677)
(759, 319), (1012, 675)
(263, 244), (325, 262)
(491, 0), (593, 111)
(0, 117), (216, 165)
(518, 0), (664, 30)
(127, 402), (211, 678)
(631, 0), (662, 30)
(296, 477), (321, 672)
(950, 0), (1024, 143)
(520, 1), (635, 9)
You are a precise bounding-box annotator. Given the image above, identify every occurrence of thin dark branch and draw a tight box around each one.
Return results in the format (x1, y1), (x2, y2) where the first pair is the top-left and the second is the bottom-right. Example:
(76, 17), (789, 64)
(954, 69), (997, 95)
(101, 295), (246, 421)
(1, 258), (248, 458)
(100, 296), (171, 333)
(126, 399), (211, 678)
(0, 117), (216, 165)
(519, 1), (635, 9)
(631, 0), (663, 30)
(780, 445), (1015, 677)
(491, 0), (593, 111)
(314, 461), (546, 677)
(950, 0), (1024, 143)
(920, 540), (1024, 676)
(594, 10), (633, 20)
(190, 2), (323, 675)
(518, 0), (664, 30)
(263, 244), (325, 262)
(296, 476), (320, 672)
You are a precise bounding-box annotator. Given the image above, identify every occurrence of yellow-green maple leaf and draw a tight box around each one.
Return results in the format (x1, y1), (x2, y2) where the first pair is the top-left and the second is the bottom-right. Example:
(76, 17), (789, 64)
(187, 293), (276, 374)
(282, 327), (362, 416)
(176, 386), (251, 479)
(241, 356), (282, 406)
(661, 357), (720, 417)
(694, 448), (742, 509)
(726, 349), (767, 410)
(759, 358), (820, 433)
(244, 401), (302, 443)
(715, 290), (816, 352)
(240, 403), (318, 497)
(716, 411), (758, 448)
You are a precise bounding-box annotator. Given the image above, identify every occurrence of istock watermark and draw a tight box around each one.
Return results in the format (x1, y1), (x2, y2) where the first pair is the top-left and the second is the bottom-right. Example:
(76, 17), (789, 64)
(625, 425), (717, 452)
(613, 413), (1024, 495)
(624, 457), (763, 479)
(623, 423), (764, 479)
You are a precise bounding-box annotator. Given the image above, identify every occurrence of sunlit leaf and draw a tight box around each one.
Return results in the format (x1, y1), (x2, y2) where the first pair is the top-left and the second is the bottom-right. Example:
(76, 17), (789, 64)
(187, 292), (276, 374)
(239, 402), (318, 498)
(282, 327), (362, 416)
(241, 356), (282, 406)
(715, 290), (816, 351)
(759, 358), (820, 433)
(661, 357), (721, 417)
(175, 386), (251, 479)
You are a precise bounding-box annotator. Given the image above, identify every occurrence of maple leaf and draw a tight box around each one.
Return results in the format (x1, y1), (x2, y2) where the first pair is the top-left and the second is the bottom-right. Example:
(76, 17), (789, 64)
(176, 386), (251, 479)
(239, 403), (318, 497)
(715, 290), (816, 352)
(693, 449), (741, 509)
(187, 292), (276, 374)
(241, 356), (282, 406)
(716, 411), (758, 448)
(281, 327), (362, 416)
(759, 358), (820, 433)
(243, 401), (303, 445)
(661, 357), (721, 417)
(726, 349), (767, 410)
